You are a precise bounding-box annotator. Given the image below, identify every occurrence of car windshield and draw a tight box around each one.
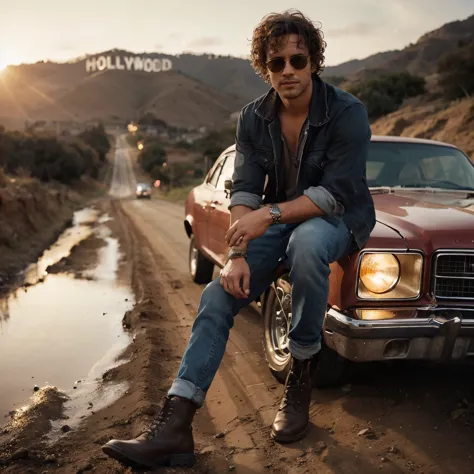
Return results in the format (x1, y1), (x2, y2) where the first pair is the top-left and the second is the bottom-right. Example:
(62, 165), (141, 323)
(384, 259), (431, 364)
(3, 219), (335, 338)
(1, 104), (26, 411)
(137, 183), (150, 189)
(367, 142), (474, 191)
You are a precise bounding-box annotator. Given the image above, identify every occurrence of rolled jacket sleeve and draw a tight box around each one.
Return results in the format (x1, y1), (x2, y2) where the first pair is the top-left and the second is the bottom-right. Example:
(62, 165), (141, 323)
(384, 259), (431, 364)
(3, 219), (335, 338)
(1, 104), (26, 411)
(229, 190), (263, 210)
(303, 186), (345, 216)
(305, 102), (371, 215)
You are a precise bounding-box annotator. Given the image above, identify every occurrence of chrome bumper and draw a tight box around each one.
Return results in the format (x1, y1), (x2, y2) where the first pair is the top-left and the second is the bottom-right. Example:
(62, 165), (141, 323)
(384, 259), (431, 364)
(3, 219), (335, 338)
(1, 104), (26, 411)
(324, 308), (474, 362)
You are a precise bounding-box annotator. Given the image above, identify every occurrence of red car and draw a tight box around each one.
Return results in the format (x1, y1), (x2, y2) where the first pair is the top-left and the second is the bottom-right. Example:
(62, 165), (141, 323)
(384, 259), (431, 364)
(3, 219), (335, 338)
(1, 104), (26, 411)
(184, 136), (474, 387)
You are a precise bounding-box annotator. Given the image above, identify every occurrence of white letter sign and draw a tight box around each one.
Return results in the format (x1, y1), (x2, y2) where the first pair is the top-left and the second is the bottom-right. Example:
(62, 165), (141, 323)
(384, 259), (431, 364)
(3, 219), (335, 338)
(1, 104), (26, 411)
(86, 55), (173, 73)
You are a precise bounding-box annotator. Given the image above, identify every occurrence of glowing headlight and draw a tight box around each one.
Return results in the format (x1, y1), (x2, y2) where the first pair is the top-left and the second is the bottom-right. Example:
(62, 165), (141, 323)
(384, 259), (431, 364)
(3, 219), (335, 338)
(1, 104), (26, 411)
(359, 253), (400, 294)
(357, 252), (423, 300)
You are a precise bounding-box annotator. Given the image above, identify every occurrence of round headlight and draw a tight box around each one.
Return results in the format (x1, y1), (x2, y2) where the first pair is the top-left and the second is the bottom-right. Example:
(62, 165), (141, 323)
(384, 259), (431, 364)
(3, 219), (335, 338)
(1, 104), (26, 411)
(359, 253), (400, 294)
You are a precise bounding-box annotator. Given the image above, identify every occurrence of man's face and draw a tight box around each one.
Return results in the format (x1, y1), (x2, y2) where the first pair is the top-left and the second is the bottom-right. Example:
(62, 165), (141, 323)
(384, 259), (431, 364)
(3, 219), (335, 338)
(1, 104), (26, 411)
(266, 34), (313, 100)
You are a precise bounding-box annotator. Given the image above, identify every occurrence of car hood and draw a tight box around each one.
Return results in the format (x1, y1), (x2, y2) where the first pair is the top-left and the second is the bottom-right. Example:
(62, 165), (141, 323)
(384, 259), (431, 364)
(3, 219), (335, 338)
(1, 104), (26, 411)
(372, 190), (474, 251)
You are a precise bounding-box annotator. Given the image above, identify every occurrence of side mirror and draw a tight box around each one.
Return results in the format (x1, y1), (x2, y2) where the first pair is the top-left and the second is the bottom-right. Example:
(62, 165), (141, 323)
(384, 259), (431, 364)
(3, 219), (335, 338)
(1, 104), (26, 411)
(224, 179), (233, 198)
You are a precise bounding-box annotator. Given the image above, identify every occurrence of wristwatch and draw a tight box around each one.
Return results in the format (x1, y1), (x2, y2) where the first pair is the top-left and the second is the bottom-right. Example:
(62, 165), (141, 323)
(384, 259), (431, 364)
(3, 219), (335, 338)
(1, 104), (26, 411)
(268, 203), (281, 225)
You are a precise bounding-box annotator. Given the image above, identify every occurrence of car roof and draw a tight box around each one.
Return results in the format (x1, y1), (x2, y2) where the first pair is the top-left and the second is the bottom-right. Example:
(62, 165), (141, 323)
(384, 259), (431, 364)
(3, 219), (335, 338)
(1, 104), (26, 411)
(370, 135), (458, 147)
(222, 135), (458, 154)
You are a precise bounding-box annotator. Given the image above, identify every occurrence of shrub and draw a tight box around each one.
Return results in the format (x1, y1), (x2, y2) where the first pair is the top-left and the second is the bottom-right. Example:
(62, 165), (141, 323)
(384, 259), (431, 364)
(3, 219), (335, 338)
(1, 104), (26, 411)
(138, 141), (167, 173)
(348, 72), (426, 119)
(437, 39), (474, 100)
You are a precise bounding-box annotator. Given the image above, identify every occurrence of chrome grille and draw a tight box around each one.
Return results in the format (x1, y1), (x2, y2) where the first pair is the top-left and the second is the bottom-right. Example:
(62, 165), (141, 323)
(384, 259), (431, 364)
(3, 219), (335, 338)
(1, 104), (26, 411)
(433, 253), (474, 300)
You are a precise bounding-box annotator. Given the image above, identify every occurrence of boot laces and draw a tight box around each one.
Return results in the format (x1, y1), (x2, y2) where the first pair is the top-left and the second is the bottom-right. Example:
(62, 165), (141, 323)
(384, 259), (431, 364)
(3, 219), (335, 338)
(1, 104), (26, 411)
(145, 399), (175, 438)
(281, 366), (307, 412)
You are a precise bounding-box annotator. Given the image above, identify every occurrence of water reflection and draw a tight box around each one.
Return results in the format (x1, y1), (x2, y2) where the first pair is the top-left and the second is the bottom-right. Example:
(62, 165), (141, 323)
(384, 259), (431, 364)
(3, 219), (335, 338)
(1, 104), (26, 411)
(22, 207), (99, 287)
(0, 207), (134, 423)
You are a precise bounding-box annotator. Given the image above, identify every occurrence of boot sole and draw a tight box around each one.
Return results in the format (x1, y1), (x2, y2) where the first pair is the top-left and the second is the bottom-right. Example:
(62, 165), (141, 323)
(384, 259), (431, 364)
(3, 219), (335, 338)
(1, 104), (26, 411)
(270, 424), (309, 444)
(102, 443), (196, 468)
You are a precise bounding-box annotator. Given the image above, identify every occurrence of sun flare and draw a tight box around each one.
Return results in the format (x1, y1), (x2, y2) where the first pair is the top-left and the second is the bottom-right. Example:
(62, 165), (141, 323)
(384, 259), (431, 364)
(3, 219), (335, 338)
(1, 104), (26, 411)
(0, 53), (21, 73)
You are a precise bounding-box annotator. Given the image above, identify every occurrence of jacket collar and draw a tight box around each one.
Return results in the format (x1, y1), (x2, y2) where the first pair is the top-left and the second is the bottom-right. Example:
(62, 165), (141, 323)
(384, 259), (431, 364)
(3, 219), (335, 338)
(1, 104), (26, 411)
(255, 75), (330, 127)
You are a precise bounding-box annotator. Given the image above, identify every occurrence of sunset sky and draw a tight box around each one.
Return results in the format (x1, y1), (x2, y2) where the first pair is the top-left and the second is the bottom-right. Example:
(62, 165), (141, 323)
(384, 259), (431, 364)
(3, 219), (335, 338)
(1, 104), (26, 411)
(0, 0), (472, 70)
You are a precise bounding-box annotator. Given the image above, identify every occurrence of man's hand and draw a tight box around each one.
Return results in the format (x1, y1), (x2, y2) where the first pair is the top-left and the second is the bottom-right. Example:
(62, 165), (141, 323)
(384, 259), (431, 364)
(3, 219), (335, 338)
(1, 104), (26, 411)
(225, 207), (271, 247)
(220, 258), (251, 299)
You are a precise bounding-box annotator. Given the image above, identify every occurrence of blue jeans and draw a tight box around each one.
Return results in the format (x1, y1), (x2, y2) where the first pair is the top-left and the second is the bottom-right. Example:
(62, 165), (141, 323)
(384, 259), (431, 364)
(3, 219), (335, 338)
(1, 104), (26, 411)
(169, 216), (355, 407)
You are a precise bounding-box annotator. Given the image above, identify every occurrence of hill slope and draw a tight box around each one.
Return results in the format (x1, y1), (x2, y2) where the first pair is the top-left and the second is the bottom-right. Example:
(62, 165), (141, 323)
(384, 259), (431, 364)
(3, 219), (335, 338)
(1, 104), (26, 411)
(371, 98), (474, 158)
(324, 14), (474, 80)
(0, 67), (245, 129)
(1, 13), (472, 130)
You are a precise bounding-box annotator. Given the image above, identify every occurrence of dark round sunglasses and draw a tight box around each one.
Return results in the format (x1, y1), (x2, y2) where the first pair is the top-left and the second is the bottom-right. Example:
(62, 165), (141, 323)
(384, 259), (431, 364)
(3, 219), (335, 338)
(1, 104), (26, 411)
(266, 54), (309, 73)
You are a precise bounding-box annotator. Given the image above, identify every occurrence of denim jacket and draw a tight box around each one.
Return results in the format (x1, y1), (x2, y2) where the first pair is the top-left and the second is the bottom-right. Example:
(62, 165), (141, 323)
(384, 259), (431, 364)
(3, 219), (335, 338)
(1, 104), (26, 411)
(229, 76), (376, 248)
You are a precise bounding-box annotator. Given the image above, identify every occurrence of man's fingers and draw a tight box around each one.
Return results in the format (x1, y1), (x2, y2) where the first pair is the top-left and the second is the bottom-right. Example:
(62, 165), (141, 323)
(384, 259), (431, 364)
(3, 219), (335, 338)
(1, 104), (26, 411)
(227, 273), (243, 298)
(234, 274), (249, 299)
(221, 269), (250, 299)
(242, 272), (250, 296)
(225, 225), (237, 244)
(227, 275), (236, 295)
(229, 231), (245, 247)
(221, 275), (230, 294)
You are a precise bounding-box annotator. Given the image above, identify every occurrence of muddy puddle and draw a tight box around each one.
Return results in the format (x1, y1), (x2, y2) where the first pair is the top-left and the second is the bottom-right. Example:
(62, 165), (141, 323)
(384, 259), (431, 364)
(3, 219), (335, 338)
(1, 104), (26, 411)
(0, 207), (134, 429)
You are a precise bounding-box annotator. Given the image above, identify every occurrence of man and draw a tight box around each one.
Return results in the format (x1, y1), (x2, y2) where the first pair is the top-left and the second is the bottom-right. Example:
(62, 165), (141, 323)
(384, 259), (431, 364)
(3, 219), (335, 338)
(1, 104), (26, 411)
(102, 9), (376, 469)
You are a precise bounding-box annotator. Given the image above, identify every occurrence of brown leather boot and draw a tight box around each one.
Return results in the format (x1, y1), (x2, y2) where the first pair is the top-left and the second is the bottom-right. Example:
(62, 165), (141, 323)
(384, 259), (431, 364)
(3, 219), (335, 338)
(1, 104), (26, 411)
(102, 396), (198, 468)
(271, 357), (312, 443)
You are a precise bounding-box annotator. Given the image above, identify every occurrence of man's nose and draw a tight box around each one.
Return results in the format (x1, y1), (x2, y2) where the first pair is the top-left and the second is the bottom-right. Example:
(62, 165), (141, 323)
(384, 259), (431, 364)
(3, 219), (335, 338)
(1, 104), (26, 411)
(281, 59), (295, 76)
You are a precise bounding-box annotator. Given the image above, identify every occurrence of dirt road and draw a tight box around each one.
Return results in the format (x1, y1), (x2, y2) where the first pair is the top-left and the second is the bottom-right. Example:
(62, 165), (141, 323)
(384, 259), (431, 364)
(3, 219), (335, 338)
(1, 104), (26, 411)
(2, 137), (474, 473)
(120, 197), (474, 474)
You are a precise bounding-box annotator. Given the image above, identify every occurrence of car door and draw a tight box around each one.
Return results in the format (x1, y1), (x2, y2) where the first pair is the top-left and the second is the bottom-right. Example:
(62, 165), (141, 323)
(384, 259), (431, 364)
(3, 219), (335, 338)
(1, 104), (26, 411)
(192, 154), (226, 259)
(206, 151), (235, 266)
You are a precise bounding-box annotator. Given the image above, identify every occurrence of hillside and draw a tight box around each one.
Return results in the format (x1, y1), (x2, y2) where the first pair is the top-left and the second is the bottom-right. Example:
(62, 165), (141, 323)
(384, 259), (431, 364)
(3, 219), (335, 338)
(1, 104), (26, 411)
(33, 69), (243, 128)
(371, 97), (474, 158)
(324, 14), (474, 81)
(322, 51), (399, 78)
(0, 66), (245, 129)
(1, 13), (473, 131)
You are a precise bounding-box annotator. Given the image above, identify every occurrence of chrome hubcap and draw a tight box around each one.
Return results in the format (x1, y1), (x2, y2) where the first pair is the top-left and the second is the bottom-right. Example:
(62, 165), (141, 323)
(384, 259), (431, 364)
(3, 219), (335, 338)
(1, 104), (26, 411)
(270, 283), (292, 364)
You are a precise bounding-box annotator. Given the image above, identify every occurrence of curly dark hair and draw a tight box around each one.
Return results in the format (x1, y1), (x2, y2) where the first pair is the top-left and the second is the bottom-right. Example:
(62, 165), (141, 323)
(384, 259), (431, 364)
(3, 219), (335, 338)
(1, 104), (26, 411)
(250, 9), (326, 83)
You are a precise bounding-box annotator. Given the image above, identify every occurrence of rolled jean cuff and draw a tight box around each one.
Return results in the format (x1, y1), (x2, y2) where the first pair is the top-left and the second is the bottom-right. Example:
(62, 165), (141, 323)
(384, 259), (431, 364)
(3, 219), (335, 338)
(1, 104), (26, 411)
(168, 378), (206, 407)
(289, 339), (321, 360)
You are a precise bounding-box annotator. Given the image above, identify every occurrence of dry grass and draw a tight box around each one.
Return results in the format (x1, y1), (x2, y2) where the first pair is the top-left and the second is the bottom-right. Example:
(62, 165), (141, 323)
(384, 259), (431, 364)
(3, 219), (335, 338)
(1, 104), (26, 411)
(372, 97), (474, 158)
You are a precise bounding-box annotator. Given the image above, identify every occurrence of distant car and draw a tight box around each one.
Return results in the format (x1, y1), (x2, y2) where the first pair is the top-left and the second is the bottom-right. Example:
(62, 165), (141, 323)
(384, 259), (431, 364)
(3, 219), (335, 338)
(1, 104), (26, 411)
(184, 136), (474, 388)
(136, 183), (152, 199)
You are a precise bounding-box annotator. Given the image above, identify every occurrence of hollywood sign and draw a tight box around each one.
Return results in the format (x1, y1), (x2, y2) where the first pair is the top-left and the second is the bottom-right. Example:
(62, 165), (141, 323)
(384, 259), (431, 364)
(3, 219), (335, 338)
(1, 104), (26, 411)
(85, 55), (172, 73)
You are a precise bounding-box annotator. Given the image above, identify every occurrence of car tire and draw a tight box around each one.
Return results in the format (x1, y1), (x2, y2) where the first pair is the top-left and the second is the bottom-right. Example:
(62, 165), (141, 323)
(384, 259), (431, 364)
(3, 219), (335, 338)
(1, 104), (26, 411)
(262, 278), (292, 383)
(262, 274), (347, 388)
(189, 235), (214, 284)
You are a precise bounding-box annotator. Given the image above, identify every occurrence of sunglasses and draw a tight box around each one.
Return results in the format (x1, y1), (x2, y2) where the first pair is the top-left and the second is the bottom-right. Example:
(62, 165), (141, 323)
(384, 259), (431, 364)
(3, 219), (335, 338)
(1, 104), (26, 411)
(266, 54), (309, 73)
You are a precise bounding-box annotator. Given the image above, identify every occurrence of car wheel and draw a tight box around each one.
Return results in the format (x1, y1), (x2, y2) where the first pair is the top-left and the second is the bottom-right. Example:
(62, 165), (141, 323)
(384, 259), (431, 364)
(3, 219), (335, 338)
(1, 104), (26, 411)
(189, 235), (214, 284)
(263, 274), (347, 388)
(262, 277), (292, 383)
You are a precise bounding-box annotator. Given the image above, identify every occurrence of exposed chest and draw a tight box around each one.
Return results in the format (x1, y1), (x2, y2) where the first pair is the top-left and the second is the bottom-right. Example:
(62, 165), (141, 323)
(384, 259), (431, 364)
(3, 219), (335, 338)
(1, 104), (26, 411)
(280, 116), (307, 158)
